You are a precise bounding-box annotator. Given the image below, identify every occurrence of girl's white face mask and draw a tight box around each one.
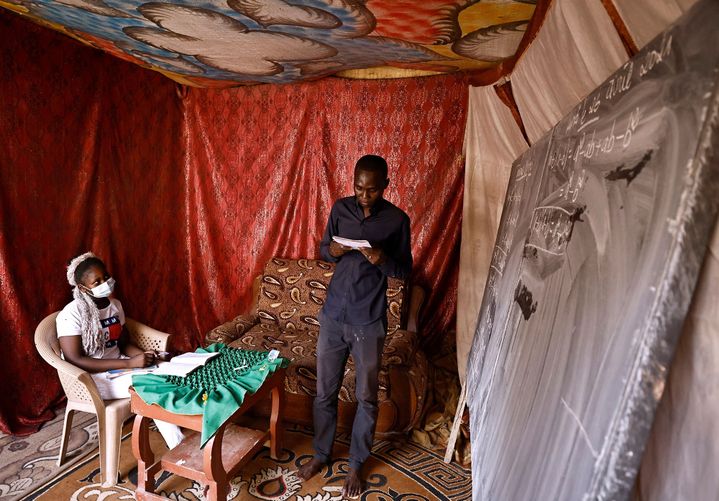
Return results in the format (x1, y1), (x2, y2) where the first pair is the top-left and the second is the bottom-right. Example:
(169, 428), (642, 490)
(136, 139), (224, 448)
(88, 277), (115, 298)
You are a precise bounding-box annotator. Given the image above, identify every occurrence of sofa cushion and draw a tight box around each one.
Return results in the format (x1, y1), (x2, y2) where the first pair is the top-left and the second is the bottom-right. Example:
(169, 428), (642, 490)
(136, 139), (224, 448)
(257, 258), (330, 330)
(257, 257), (407, 334)
(228, 323), (392, 403)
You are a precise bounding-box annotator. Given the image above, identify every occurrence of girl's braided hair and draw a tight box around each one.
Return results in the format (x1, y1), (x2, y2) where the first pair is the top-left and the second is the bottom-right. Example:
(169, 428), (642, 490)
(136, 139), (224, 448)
(66, 252), (106, 357)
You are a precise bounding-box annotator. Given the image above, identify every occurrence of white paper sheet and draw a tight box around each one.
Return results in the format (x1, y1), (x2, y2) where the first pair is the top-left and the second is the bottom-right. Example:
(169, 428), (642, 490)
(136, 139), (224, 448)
(332, 236), (371, 249)
(152, 352), (219, 377)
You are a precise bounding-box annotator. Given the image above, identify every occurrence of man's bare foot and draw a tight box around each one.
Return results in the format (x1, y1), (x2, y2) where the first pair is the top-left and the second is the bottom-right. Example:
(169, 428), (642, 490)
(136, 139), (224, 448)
(298, 457), (325, 481)
(342, 467), (364, 499)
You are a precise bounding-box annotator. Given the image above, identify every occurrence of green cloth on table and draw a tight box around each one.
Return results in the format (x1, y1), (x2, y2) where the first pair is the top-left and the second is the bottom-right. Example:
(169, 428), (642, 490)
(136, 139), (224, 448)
(132, 343), (288, 448)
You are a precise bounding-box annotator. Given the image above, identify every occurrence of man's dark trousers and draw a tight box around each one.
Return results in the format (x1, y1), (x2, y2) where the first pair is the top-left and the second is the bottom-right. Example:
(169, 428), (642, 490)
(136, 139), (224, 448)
(312, 310), (387, 471)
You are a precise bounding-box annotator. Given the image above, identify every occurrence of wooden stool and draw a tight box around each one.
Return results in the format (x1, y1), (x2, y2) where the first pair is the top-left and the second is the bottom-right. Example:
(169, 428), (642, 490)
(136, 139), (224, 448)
(130, 367), (285, 501)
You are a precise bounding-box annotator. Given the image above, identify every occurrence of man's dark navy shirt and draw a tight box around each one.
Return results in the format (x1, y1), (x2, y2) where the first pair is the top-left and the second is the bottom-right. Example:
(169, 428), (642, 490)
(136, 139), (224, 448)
(320, 196), (412, 326)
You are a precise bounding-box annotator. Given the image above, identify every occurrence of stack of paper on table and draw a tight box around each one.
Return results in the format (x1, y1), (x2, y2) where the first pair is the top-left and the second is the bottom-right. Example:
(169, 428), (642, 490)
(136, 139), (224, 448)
(93, 365), (160, 399)
(332, 236), (371, 249)
(153, 352), (220, 377)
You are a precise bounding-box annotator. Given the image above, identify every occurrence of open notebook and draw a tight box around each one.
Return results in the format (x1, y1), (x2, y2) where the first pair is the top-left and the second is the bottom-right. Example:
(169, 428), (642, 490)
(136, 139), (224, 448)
(152, 352), (220, 377)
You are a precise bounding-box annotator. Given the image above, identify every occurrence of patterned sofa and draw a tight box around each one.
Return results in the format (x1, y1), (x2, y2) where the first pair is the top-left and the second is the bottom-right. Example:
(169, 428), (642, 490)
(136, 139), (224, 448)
(204, 257), (429, 438)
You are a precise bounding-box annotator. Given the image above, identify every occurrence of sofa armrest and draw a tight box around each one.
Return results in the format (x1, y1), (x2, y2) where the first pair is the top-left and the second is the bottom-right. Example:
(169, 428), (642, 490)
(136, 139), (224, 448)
(204, 314), (260, 346)
(382, 329), (419, 367)
(383, 330), (430, 433)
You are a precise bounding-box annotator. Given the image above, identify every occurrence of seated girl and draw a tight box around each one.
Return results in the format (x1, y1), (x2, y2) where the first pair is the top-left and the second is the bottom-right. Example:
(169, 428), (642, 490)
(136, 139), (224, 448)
(56, 251), (184, 448)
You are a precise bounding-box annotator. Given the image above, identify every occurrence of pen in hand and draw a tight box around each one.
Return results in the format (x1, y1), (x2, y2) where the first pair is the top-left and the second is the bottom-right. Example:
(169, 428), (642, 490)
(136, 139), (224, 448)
(143, 350), (156, 365)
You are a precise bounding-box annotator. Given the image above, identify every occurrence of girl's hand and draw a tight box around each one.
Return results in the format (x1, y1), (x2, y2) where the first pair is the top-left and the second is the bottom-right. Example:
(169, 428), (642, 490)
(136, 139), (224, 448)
(128, 351), (155, 368)
(156, 351), (172, 362)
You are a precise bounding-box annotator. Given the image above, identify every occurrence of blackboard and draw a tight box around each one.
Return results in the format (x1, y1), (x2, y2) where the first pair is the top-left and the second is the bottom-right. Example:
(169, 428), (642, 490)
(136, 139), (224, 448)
(465, 1), (719, 500)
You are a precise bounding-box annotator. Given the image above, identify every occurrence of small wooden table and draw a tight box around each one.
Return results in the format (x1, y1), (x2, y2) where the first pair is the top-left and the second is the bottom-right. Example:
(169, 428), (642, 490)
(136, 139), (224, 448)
(130, 367), (286, 501)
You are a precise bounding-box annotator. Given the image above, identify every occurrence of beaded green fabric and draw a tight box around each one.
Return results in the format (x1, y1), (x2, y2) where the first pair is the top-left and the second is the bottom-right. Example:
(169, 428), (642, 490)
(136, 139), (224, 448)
(165, 348), (270, 393)
(132, 343), (288, 447)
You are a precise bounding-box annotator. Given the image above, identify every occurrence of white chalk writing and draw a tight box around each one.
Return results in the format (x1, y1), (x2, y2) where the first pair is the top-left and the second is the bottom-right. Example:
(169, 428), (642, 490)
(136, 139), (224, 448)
(565, 93), (602, 135)
(558, 168), (587, 203)
(639, 32), (673, 77)
(527, 206), (579, 256)
(550, 107), (643, 175)
(605, 61), (634, 101)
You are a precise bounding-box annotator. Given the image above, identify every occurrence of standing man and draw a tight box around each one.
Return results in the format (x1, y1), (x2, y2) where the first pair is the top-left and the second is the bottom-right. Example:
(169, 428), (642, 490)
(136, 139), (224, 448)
(298, 154), (412, 498)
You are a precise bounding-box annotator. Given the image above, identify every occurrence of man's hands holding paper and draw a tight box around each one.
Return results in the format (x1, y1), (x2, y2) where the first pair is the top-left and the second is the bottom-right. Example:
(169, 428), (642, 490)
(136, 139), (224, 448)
(358, 247), (385, 266)
(330, 236), (385, 265)
(329, 239), (352, 257)
(330, 236), (369, 257)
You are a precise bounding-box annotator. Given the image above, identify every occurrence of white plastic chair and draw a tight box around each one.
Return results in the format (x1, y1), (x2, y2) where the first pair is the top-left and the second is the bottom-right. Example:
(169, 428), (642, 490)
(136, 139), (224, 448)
(34, 312), (170, 487)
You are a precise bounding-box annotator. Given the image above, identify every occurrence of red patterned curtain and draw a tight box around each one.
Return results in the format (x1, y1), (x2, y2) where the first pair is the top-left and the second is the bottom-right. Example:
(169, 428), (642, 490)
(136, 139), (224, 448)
(0, 11), (467, 434)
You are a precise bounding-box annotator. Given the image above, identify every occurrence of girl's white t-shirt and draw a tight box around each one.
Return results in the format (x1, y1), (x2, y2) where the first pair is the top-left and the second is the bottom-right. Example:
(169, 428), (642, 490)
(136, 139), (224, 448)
(56, 298), (126, 359)
(54, 298), (184, 448)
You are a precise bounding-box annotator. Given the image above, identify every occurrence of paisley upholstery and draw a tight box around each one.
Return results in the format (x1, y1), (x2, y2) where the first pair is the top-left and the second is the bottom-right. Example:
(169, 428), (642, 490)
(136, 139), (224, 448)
(204, 256), (428, 435)
(205, 313), (260, 346)
(256, 257), (406, 335)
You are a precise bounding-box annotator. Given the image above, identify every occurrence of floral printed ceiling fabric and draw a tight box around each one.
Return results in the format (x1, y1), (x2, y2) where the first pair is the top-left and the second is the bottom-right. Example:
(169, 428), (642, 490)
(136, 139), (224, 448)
(0, 0), (536, 87)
